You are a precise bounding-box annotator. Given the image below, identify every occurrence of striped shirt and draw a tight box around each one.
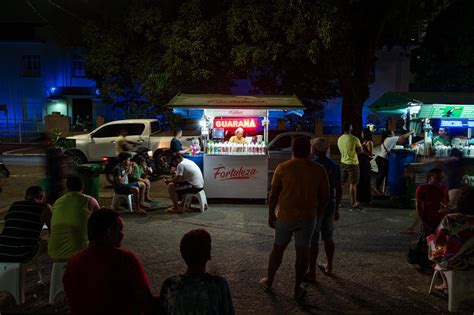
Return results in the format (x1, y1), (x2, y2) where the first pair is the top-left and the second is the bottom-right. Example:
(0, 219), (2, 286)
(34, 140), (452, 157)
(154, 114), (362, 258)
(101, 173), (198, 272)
(0, 200), (48, 262)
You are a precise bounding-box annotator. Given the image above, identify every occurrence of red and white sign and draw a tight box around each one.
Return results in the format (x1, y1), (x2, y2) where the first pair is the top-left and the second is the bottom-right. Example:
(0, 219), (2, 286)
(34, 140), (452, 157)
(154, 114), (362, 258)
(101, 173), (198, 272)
(204, 155), (268, 198)
(214, 118), (258, 129)
(213, 166), (257, 181)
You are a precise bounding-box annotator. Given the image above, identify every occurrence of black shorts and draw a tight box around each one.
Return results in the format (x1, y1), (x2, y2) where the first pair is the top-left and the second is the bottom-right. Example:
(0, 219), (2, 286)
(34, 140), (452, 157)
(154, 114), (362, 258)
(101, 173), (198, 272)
(175, 182), (203, 197)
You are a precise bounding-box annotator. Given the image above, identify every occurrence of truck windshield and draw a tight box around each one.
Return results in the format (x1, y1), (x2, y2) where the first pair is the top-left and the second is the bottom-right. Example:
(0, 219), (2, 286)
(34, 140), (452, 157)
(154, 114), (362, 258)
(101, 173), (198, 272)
(150, 121), (161, 134)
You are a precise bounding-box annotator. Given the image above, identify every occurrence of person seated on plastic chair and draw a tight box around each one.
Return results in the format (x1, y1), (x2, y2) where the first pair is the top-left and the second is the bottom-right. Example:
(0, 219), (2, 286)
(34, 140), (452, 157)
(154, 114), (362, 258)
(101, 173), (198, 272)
(0, 186), (51, 263)
(427, 187), (474, 292)
(113, 152), (149, 215)
(160, 229), (234, 314)
(64, 208), (159, 314)
(164, 153), (204, 214)
(48, 176), (99, 262)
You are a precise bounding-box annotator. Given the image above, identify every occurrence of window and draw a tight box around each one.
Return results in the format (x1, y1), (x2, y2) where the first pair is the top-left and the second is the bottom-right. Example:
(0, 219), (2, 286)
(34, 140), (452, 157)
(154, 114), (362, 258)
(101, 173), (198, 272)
(270, 135), (293, 151)
(122, 124), (145, 136)
(72, 54), (86, 77)
(270, 134), (311, 151)
(92, 125), (120, 138)
(150, 121), (161, 134)
(21, 55), (41, 77)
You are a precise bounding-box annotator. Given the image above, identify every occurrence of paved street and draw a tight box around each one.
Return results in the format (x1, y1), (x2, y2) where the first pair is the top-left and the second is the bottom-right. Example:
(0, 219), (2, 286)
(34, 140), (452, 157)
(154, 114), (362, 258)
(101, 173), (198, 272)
(0, 159), (473, 313)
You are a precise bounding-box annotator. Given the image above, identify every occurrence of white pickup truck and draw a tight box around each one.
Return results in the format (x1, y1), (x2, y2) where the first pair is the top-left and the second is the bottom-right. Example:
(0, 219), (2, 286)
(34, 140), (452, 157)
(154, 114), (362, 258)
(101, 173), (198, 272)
(64, 119), (198, 164)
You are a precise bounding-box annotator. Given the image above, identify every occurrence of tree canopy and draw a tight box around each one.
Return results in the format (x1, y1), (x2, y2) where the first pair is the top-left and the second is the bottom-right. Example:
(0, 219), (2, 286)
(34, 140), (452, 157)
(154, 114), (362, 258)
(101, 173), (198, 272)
(411, 0), (474, 92)
(32, 0), (452, 132)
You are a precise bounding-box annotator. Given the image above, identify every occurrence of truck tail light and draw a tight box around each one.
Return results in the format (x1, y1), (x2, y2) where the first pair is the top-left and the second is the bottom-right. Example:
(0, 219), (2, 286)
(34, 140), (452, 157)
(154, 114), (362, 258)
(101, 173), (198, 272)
(100, 157), (108, 164)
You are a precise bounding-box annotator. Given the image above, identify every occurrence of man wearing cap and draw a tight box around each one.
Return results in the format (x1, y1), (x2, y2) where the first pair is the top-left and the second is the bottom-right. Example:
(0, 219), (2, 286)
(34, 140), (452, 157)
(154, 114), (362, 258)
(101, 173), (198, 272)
(229, 128), (246, 144)
(306, 137), (342, 280)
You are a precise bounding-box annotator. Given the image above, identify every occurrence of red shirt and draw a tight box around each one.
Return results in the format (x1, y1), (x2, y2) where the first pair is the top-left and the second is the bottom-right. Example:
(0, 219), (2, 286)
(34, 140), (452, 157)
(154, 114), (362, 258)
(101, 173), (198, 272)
(416, 183), (449, 233)
(63, 246), (151, 315)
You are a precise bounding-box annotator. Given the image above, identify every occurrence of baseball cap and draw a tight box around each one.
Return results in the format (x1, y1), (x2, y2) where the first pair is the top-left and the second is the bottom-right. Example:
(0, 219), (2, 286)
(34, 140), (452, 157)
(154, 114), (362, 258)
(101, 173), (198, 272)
(311, 137), (329, 153)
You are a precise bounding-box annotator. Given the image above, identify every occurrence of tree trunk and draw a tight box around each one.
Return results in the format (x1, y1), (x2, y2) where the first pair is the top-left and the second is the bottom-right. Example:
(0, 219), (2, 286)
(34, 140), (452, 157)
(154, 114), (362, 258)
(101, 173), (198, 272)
(341, 88), (363, 137)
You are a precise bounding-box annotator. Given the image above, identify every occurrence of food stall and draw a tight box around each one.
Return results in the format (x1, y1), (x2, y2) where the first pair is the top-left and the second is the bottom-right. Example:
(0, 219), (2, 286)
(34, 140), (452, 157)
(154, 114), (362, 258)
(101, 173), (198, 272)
(168, 94), (305, 199)
(369, 92), (474, 201)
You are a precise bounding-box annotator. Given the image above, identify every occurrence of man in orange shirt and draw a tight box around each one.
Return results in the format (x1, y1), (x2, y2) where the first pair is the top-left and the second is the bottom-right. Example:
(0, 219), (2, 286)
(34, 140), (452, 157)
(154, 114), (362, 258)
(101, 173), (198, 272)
(260, 137), (329, 300)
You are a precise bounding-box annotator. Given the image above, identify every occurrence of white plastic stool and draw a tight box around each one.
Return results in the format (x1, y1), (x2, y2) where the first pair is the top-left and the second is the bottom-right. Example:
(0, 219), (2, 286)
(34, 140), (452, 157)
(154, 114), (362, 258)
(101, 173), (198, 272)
(0, 262), (25, 304)
(49, 262), (67, 304)
(0, 259), (43, 305)
(429, 269), (474, 311)
(111, 193), (133, 213)
(183, 190), (208, 213)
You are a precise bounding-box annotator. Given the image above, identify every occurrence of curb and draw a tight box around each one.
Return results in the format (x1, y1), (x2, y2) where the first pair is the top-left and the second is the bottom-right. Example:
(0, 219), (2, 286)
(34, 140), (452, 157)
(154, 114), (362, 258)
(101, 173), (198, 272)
(2, 147), (46, 157)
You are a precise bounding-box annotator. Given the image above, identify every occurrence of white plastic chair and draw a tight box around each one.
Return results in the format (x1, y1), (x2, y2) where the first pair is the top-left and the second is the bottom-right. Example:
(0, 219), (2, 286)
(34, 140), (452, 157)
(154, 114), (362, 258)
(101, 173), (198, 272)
(183, 190), (208, 213)
(111, 193), (133, 213)
(49, 262), (67, 304)
(429, 269), (474, 312)
(0, 260), (43, 304)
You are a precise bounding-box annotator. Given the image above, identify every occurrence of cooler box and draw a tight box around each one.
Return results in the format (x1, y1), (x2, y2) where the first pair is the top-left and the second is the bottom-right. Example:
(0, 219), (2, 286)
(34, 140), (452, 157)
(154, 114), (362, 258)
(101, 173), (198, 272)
(183, 153), (204, 174)
(387, 150), (415, 196)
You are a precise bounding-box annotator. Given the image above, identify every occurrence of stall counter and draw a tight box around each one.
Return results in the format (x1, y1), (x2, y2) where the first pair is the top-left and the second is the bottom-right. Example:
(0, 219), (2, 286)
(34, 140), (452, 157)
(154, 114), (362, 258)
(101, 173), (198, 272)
(203, 154), (268, 199)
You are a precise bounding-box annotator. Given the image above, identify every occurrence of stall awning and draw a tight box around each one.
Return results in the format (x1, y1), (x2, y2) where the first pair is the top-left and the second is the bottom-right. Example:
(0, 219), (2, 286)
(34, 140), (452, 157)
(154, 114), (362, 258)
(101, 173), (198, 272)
(168, 94), (305, 110)
(369, 92), (474, 114)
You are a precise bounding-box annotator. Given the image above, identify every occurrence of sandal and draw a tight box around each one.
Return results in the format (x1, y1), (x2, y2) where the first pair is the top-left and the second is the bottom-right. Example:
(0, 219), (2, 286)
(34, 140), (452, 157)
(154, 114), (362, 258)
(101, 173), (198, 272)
(318, 263), (332, 276)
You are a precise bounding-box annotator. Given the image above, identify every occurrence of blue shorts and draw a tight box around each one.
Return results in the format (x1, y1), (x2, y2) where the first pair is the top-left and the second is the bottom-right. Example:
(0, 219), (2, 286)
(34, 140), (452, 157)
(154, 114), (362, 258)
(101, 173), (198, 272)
(114, 182), (140, 195)
(311, 201), (335, 245)
(274, 218), (317, 248)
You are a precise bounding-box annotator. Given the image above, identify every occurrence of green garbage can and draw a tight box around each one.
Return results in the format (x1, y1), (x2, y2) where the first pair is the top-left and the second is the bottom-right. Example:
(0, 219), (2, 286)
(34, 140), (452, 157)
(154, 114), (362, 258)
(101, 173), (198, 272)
(75, 163), (103, 199)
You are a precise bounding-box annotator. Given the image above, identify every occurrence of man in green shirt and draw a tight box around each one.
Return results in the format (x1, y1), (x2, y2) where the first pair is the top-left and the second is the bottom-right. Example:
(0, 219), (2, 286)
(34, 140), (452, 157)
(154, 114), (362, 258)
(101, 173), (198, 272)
(337, 122), (362, 210)
(48, 176), (100, 260)
(433, 127), (451, 146)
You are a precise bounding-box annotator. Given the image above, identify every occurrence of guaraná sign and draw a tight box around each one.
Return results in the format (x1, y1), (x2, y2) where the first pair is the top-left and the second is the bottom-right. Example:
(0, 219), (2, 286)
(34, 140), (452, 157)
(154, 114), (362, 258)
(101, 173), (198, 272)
(213, 118), (259, 129)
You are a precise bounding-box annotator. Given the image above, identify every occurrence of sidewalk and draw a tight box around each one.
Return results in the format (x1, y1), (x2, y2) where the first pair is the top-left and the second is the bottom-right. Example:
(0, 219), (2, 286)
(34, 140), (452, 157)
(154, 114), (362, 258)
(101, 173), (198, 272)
(0, 144), (43, 155)
(2, 163), (472, 313)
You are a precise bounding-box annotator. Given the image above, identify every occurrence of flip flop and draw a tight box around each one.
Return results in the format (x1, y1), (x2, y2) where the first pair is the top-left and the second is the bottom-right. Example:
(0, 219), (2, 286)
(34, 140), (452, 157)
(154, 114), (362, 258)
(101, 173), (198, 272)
(318, 263), (331, 276)
(259, 278), (272, 292)
(293, 287), (307, 300)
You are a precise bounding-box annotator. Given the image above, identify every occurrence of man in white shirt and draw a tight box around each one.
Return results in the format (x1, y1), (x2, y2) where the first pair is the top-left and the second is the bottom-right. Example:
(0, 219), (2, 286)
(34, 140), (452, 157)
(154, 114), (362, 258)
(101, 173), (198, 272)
(165, 153), (204, 213)
(375, 129), (413, 195)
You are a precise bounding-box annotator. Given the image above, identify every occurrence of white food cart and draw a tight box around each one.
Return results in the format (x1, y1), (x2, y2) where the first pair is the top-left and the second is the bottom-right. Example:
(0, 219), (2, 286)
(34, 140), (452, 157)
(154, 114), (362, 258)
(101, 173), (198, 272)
(168, 94), (305, 199)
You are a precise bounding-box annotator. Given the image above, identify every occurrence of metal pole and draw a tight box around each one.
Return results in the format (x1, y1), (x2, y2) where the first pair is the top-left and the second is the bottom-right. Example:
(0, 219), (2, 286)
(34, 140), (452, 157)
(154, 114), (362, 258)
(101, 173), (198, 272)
(19, 121), (22, 144)
(264, 110), (269, 144)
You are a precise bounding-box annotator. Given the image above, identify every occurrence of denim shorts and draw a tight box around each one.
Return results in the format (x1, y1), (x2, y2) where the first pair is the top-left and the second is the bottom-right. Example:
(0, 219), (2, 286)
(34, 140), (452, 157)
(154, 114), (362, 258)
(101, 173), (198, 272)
(274, 218), (317, 247)
(311, 201), (335, 245)
(114, 182), (140, 195)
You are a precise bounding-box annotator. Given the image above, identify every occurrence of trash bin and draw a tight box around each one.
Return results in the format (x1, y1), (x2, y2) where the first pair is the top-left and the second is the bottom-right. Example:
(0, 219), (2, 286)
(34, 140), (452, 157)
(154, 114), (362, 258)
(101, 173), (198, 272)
(387, 149), (415, 196)
(75, 163), (103, 199)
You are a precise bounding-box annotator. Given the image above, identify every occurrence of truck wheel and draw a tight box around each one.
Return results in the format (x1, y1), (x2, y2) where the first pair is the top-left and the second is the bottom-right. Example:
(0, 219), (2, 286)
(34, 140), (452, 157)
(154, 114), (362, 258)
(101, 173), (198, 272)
(154, 150), (172, 176)
(64, 150), (86, 166)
